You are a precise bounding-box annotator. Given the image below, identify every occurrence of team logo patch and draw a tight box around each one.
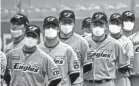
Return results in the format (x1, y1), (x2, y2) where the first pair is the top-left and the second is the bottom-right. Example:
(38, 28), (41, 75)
(12, 56), (20, 60)
(52, 67), (60, 76)
(133, 41), (139, 46)
(53, 56), (65, 65)
(13, 63), (40, 73)
(73, 60), (80, 69)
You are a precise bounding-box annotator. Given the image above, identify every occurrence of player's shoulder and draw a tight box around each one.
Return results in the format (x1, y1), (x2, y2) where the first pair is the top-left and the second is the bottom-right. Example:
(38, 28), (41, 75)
(6, 46), (23, 55)
(59, 41), (74, 51)
(5, 41), (14, 51)
(0, 51), (6, 59)
(38, 42), (45, 48)
(107, 35), (120, 45)
(73, 33), (86, 41)
(129, 31), (139, 40)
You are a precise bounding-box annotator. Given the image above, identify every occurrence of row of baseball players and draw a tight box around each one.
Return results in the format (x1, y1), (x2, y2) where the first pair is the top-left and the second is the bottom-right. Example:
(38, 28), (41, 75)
(1, 10), (139, 86)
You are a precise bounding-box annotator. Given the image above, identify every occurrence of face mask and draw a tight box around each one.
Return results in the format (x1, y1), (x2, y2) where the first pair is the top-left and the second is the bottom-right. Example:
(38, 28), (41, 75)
(84, 32), (91, 36)
(109, 25), (121, 34)
(25, 37), (37, 48)
(123, 21), (134, 31)
(60, 25), (73, 34)
(10, 29), (23, 38)
(92, 27), (104, 36)
(45, 28), (57, 39)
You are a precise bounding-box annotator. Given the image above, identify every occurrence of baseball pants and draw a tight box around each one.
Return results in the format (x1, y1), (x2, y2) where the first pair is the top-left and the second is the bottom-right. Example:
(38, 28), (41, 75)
(83, 80), (115, 86)
(130, 75), (139, 86)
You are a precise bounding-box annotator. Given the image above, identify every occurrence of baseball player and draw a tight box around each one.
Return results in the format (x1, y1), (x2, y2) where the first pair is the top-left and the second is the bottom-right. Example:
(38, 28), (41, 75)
(109, 13), (134, 86)
(0, 51), (7, 86)
(4, 14), (29, 53)
(122, 11), (135, 37)
(58, 10), (89, 86)
(6, 25), (61, 86)
(81, 17), (91, 37)
(83, 12), (130, 86)
(4, 14), (29, 86)
(39, 16), (80, 86)
(128, 31), (139, 86)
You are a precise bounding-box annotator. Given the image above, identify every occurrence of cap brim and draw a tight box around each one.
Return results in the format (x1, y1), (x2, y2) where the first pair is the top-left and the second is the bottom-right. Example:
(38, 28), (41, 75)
(110, 18), (122, 24)
(60, 18), (74, 23)
(26, 31), (38, 37)
(10, 18), (24, 25)
(92, 19), (105, 24)
(43, 22), (59, 27)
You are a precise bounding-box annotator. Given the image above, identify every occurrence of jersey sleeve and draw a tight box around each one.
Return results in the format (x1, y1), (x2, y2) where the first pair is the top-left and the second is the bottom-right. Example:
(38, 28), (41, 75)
(125, 40), (134, 68)
(116, 42), (130, 68)
(80, 39), (89, 66)
(0, 51), (7, 76)
(42, 55), (61, 81)
(67, 46), (80, 74)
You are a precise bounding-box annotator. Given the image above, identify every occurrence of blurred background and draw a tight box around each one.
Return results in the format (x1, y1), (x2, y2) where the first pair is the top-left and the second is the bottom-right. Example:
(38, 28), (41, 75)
(1, 0), (139, 50)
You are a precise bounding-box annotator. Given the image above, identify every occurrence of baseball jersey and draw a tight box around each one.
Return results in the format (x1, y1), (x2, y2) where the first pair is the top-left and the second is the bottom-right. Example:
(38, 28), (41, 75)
(59, 32), (89, 84)
(4, 38), (25, 53)
(84, 35), (130, 80)
(0, 51), (7, 76)
(6, 46), (61, 86)
(38, 41), (80, 86)
(129, 31), (139, 74)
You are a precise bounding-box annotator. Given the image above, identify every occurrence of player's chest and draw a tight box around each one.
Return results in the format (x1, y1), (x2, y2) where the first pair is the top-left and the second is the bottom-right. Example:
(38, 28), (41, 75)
(11, 52), (42, 73)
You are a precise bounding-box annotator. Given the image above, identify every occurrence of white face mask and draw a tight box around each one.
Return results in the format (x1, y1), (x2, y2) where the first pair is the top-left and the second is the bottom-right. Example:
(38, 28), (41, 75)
(109, 25), (121, 34)
(25, 37), (37, 48)
(45, 28), (57, 39)
(60, 25), (73, 34)
(123, 21), (134, 31)
(10, 29), (23, 38)
(92, 27), (104, 36)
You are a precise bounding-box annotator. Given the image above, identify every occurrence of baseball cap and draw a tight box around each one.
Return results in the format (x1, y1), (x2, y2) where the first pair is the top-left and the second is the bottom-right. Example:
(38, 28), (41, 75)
(59, 10), (75, 22)
(10, 14), (29, 26)
(110, 13), (123, 24)
(43, 16), (59, 27)
(25, 25), (41, 38)
(122, 11), (135, 21)
(82, 17), (91, 27)
(91, 12), (108, 24)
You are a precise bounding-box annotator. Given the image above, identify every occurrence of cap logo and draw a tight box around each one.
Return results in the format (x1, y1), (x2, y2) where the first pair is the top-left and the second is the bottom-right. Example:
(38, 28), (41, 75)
(47, 17), (55, 21)
(113, 14), (120, 18)
(86, 18), (91, 22)
(15, 15), (23, 18)
(28, 26), (37, 31)
(63, 12), (72, 17)
(95, 14), (103, 19)
(125, 12), (133, 16)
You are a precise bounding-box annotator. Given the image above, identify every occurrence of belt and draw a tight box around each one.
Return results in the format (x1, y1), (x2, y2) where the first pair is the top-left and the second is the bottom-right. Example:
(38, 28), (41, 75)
(84, 79), (111, 84)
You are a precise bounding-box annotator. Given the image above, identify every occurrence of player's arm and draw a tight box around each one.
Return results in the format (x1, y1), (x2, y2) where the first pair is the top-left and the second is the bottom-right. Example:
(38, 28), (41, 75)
(4, 50), (12, 86)
(67, 46), (80, 85)
(0, 51), (7, 79)
(42, 54), (61, 86)
(116, 42), (130, 73)
(80, 39), (89, 66)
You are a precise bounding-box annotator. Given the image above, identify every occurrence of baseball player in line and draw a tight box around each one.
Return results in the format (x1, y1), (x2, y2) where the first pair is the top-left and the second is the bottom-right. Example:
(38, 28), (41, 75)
(58, 10), (89, 86)
(122, 11), (135, 37)
(81, 17), (92, 37)
(39, 16), (80, 86)
(4, 14), (29, 86)
(129, 29), (139, 86)
(6, 25), (62, 86)
(109, 13), (134, 86)
(83, 12), (130, 86)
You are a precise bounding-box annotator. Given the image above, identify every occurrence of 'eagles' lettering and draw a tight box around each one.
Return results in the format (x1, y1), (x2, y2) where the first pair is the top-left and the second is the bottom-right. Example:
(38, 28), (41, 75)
(13, 63), (39, 73)
(87, 51), (111, 60)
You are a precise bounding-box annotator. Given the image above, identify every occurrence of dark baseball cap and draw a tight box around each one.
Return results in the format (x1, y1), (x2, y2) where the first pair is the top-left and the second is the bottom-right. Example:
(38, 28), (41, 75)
(91, 12), (108, 24)
(110, 13), (123, 24)
(25, 25), (41, 38)
(122, 11), (135, 21)
(10, 14), (29, 25)
(82, 17), (91, 27)
(43, 16), (59, 27)
(59, 10), (75, 22)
